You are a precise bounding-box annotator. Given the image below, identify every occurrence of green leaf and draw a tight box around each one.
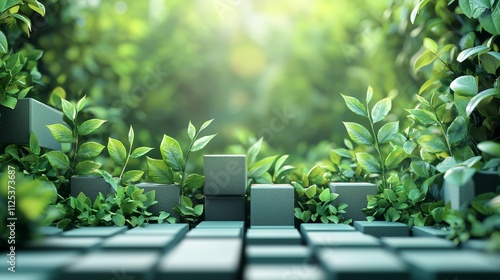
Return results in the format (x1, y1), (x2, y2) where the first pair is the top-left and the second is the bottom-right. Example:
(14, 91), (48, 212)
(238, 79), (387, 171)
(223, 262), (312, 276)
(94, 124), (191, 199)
(410, 0), (429, 24)
(385, 207), (401, 222)
(249, 155), (277, 178)
(385, 148), (406, 169)
(49, 87), (66, 107)
(75, 160), (101, 175)
(0, 96), (17, 109)
(160, 135), (184, 171)
(383, 189), (398, 202)
(377, 121), (399, 144)
(97, 170), (119, 192)
(76, 96), (86, 112)
(122, 170), (144, 183)
(61, 99), (76, 122)
(200, 118), (214, 131)
(184, 174), (204, 190)
(466, 88), (500, 116)
(146, 157), (174, 184)
(410, 161), (429, 178)
(12, 13), (31, 32)
(366, 86), (373, 103)
(130, 147), (153, 158)
(28, 0), (45, 16)
(450, 75), (478, 96)
(480, 52), (500, 74)
(423, 38), (438, 53)
(77, 142), (105, 159)
(459, 0), (491, 18)
(356, 152), (381, 173)
(47, 124), (74, 143)
(112, 214), (125, 227)
(371, 97), (392, 123)
(191, 134), (217, 152)
(274, 154), (289, 174)
(478, 4), (500, 35)
(0, 31), (8, 53)
(406, 109), (437, 125)
(414, 50), (436, 72)
(128, 126), (134, 147)
(248, 137), (263, 166)
(304, 185), (317, 199)
(417, 135), (447, 153)
(108, 138), (127, 165)
(341, 94), (367, 117)
(301, 210), (312, 222)
(403, 141), (417, 154)
(45, 151), (70, 172)
(319, 188), (331, 202)
(447, 116), (468, 145)
(180, 195), (193, 208)
(194, 204), (203, 216)
(188, 121), (196, 140)
(79, 119), (106, 136)
(436, 157), (458, 173)
(478, 141), (500, 157)
(308, 165), (325, 185)
(457, 45), (490, 62)
(343, 122), (373, 145)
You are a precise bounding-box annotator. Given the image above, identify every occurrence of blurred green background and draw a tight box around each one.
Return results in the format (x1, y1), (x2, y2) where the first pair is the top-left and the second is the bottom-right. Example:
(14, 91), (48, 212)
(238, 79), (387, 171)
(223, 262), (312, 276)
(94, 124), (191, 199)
(31, 0), (423, 165)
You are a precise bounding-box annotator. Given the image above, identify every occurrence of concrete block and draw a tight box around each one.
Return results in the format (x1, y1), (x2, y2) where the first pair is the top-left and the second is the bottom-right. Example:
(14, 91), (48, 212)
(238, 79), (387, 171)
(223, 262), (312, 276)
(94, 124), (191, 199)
(411, 226), (450, 238)
(205, 196), (245, 221)
(186, 228), (243, 238)
(61, 226), (127, 237)
(300, 223), (355, 234)
(125, 223), (188, 237)
(245, 245), (312, 264)
(244, 264), (326, 280)
(101, 235), (176, 251)
(246, 228), (302, 245)
(381, 237), (454, 251)
(317, 248), (409, 280)
(158, 238), (243, 280)
(136, 183), (180, 220)
(0, 272), (52, 280)
(36, 226), (63, 236)
(196, 221), (245, 229)
(204, 155), (247, 196)
(354, 221), (409, 237)
(70, 176), (114, 201)
(26, 237), (103, 251)
(0, 98), (64, 150)
(0, 251), (80, 273)
(250, 184), (294, 227)
(401, 250), (500, 280)
(329, 182), (377, 221)
(444, 171), (500, 210)
(62, 251), (158, 280)
(304, 231), (381, 249)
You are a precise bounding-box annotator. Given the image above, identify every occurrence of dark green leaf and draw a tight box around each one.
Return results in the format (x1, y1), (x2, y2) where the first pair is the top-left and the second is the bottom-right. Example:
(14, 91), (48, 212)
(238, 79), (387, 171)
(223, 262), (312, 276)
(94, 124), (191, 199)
(191, 134), (217, 152)
(459, 0), (491, 18)
(457, 45), (490, 62)
(343, 122), (373, 145)
(47, 124), (74, 143)
(146, 157), (174, 184)
(447, 116), (468, 145)
(0, 31), (8, 53)
(45, 151), (70, 172)
(341, 94), (367, 117)
(371, 97), (392, 123)
(108, 138), (127, 165)
(450, 75), (478, 96)
(356, 152), (381, 173)
(77, 142), (105, 159)
(377, 121), (399, 144)
(406, 109), (437, 125)
(410, 161), (429, 178)
(79, 119), (106, 136)
(466, 88), (500, 116)
(160, 135), (184, 171)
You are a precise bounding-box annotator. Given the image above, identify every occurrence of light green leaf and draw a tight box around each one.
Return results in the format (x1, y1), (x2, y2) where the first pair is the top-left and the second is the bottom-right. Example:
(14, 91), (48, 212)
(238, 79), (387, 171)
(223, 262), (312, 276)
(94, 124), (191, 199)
(466, 88), (500, 116)
(61, 99), (76, 122)
(12, 13), (31, 32)
(75, 160), (101, 175)
(385, 207), (401, 222)
(377, 121), (399, 144)
(308, 165), (325, 185)
(248, 137), (263, 166)
(0, 96), (17, 109)
(112, 214), (125, 227)
(478, 141), (500, 157)
(188, 121), (196, 140)
(410, 0), (429, 24)
(45, 151), (70, 172)
(122, 170), (144, 183)
(97, 170), (119, 192)
(450, 75), (478, 96)
(76, 96), (86, 112)
(0, 31), (8, 53)
(128, 126), (134, 147)
(146, 157), (174, 184)
(366, 86), (373, 103)
(406, 109), (437, 125)
(304, 185), (317, 199)
(200, 118), (214, 131)
(191, 134), (217, 152)
(457, 45), (490, 62)
(371, 97), (392, 123)
(385, 148), (406, 169)
(79, 119), (106, 136)
(423, 38), (438, 53)
(319, 188), (331, 202)
(249, 155), (277, 178)
(356, 152), (381, 173)
(28, 0), (45, 16)
(47, 124), (74, 143)
(447, 116), (468, 145)
(184, 173), (204, 190)
(410, 161), (429, 178)
(403, 141), (417, 154)
(341, 94), (367, 117)
(77, 142), (105, 159)
(194, 204), (203, 216)
(436, 157), (458, 173)
(130, 147), (153, 158)
(108, 138), (127, 165)
(418, 135), (448, 153)
(180, 195), (193, 208)
(160, 135), (184, 171)
(274, 154), (289, 174)
(414, 50), (436, 72)
(343, 122), (373, 145)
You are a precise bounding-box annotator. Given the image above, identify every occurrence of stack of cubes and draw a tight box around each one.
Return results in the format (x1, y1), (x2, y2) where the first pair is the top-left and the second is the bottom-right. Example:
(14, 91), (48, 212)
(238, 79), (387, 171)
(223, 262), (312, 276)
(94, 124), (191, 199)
(203, 155), (247, 221)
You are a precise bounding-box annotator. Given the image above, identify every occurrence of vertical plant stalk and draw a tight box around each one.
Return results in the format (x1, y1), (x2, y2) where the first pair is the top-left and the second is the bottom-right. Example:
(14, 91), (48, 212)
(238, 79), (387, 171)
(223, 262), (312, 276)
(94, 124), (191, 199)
(180, 131), (198, 194)
(71, 118), (79, 170)
(430, 107), (454, 158)
(366, 102), (388, 189)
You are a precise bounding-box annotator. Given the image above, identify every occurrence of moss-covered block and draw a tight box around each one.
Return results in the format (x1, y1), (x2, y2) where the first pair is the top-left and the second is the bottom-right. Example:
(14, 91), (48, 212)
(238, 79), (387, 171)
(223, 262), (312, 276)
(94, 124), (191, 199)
(354, 221), (409, 237)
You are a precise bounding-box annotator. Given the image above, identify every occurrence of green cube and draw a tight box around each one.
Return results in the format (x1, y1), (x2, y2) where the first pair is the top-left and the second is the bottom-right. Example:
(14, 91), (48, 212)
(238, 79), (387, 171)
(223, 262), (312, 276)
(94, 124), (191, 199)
(250, 184), (294, 227)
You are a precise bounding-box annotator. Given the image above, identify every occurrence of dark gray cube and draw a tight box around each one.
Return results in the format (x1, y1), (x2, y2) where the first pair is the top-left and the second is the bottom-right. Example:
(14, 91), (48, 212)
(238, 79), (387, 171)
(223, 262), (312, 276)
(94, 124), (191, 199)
(411, 226), (450, 238)
(246, 228), (302, 245)
(250, 184), (294, 227)
(61, 226), (127, 237)
(0, 98), (64, 150)
(300, 223), (355, 234)
(304, 231), (381, 249)
(244, 264), (326, 280)
(136, 183), (180, 220)
(354, 221), (409, 237)
(186, 228), (243, 238)
(70, 176), (115, 201)
(246, 245), (312, 264)
(317, 248), (410, 280)
(381, 237), (454, 251)
(204, 155), (247, 196)
(101, 235), (177, 251)
(158, 238), (243, 280)
(205, 196), (245, 221)
(329, 182), (377, 221)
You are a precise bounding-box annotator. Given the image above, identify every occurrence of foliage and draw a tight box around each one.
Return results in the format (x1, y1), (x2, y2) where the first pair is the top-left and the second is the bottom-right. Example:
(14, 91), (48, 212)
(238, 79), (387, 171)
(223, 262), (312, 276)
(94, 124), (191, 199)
(0, 0), (45, 108)
(147, 119), (216, 224)
(328, 138), (370, 183)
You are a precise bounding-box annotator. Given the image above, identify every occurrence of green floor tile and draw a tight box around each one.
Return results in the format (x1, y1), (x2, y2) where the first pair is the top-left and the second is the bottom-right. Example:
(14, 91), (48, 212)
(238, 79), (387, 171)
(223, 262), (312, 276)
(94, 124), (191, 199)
(411, 226), (449, 238)
(304, 231), (381, 248)
(186, 228), (243, 238)
(125, 223), (189, 236)
(61, 226), (127, 237)
(244, 264), (326, 280)
(381, 237), (455, 251)
(246, 228), (302, 245)
(246, 245), (312, 264)
(300, 223), (355, 234)
(36, 227), (63, 237)
(26, 237), (103, 251)
(196, 221), (245, 229)
(0, 272), (52, 280)
(100, 235), (177, 251)
(354, 221), (409, 237)
(0, 251), (80, 273)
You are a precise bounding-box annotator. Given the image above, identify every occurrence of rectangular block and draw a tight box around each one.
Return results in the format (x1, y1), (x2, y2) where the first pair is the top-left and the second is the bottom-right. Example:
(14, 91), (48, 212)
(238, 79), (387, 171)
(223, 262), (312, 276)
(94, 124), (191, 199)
(36, 226), (63, 236)
(246, 228), (302, 245)
(250, 184), (294, 227)
(317, 248), (409, 280)
(158, 238), (243, 280)
(0, 251), (80, 273)
(0, 272), (52, 280)
(186, 228), (243, 238)
(63, 251), (159, 280)
(300, 223), (355, 234)
(411, 226), (450, 238)
(125, 223), (189, 237)
(26, 237), (103, 251)
(401, 251), (500, 280)
(196, 221), (245, 229)
(0, 98), (64, 150)
(329, 182), (377, 221)
(70, 176), (115, 201)
(61, 226), (127, 237)
(354, 221), (409, 237)
(204, 154), (247, 196)
(246, 245), (312, 264)
(136, 183), (180, 220)
(381, 237), (454, 251)
(444, 171), (500, 210)
(244, 264), (326, 280)
(205, 196), (245, 221)
(304, 231), (381, 249)
(101, 235), (177, 251)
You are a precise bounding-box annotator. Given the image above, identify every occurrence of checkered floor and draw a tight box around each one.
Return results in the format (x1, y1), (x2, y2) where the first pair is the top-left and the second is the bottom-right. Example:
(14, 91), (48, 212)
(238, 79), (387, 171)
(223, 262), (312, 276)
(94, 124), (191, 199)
(2, 222), (499, 280)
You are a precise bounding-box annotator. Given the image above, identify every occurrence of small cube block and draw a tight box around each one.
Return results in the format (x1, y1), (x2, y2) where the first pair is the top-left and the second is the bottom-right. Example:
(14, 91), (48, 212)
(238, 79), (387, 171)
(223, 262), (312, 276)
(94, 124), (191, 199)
(246, 245), (312, 264)
(136, 183), (180, 219)
(26, 237), (103, 251)
(101, 235), (177, 251)
(300, 223), (355, 234)
(125, 223), (189, 238)
(70, 176), (115, 201)
(304, 231), (381, 249)
(250, 184), (294, 227)
(329, 182), (377, 221)
(204, 155), (247, 196)
(205, 196), (245, 221)
(246, 228), (302, 245)
(196, 221), (245, 229)
(381, 237), (454, 251)
(354, 221), (409, 238)
(186, 228), (243, 238)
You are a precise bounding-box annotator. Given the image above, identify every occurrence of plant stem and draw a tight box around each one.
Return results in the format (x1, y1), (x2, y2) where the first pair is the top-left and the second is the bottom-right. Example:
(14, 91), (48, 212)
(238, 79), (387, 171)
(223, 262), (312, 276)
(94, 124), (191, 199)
(180, 133), (198, 193)
(367, 104), (387, 189)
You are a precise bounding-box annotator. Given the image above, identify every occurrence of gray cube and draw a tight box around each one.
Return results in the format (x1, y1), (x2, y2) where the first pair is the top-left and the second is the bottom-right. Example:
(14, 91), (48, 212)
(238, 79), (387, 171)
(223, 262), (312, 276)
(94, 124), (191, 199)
(250, 184), (294, 227)
(186, 228), (243, 238)
(26, 237), (103, 251)
(0, 251), (80, 274)
(125, 223), (189, 238)
(205, 196), (245, 221)
(329, 182), (377, 221)
(354, 221), (409, 238)
(444, 171), (500, 210)
(136, 183), (180, 220)
(70, 176), (115, 201)
(0, 98), (64, 150)
(204, 155), (247, 196)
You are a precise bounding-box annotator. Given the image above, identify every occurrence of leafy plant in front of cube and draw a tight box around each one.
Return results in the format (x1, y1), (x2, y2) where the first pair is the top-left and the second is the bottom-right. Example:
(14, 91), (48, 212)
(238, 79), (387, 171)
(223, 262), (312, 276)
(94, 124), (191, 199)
(146, 119), (216, 223)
